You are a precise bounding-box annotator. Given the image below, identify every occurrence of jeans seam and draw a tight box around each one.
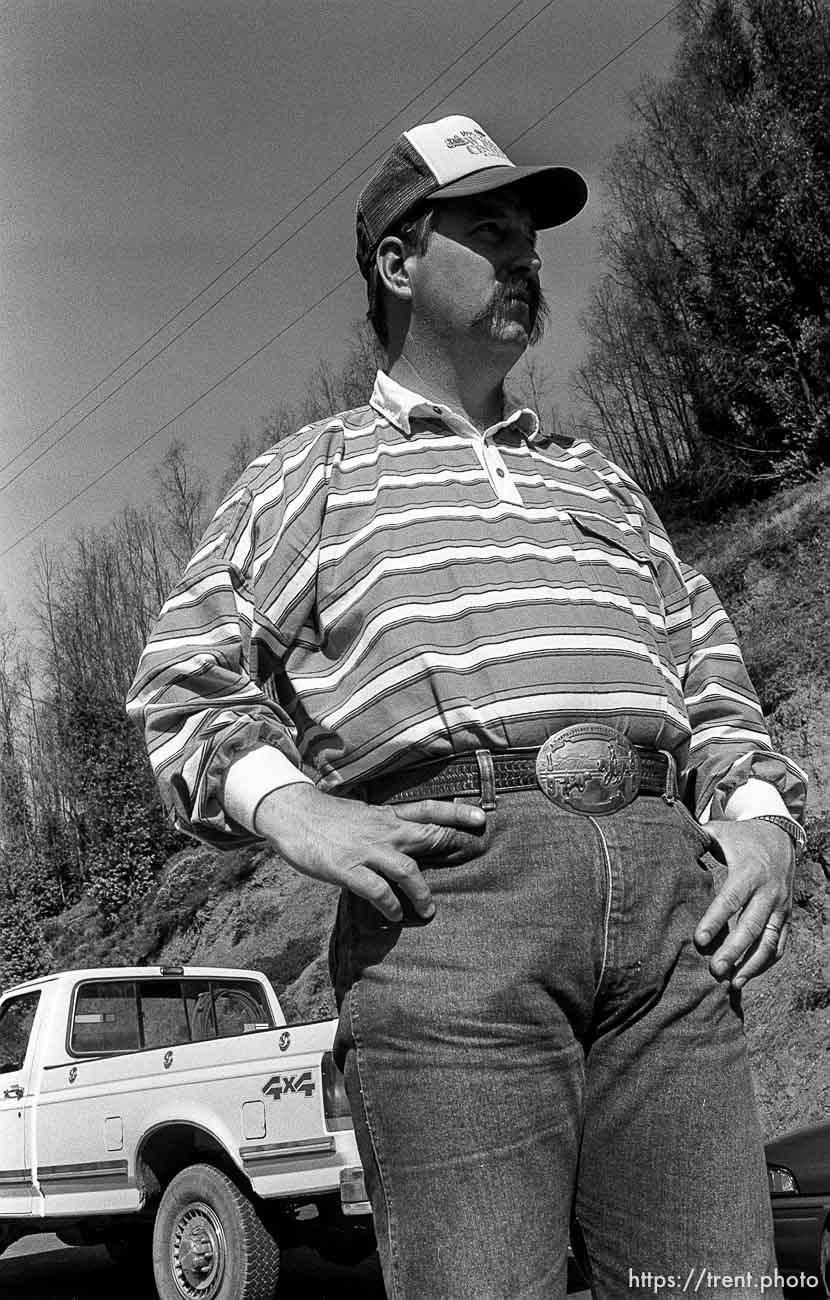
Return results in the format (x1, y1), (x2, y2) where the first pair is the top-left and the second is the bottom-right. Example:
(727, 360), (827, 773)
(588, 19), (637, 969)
(587, 815), (613, 997)
(350, 983), (403, 1300)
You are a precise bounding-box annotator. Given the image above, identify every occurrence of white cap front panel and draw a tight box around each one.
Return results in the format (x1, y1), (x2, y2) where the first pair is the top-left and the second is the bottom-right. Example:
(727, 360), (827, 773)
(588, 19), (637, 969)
(403, 115), (516, 186)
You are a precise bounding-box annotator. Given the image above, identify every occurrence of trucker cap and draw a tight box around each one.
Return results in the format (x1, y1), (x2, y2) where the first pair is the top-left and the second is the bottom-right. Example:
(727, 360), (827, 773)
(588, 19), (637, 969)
(355, 115), (588, 279)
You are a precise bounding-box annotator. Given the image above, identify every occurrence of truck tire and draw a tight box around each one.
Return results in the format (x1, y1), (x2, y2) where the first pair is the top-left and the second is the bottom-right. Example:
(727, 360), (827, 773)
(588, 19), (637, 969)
(152, 1163), (280, 1300)
(782, 1219), (830, 1300)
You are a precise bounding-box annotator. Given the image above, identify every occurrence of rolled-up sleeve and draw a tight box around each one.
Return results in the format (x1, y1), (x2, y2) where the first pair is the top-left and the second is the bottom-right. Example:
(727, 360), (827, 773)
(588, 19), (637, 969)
(127, 426), (335, 846)
(609, 466), (808, 824)
(673, 561), (807, 822)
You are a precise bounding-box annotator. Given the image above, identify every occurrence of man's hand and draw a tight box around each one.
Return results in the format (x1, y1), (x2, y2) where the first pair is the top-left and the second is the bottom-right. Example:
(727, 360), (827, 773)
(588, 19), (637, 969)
(694, 819), (795, 988)
(253, 783), (486, 922)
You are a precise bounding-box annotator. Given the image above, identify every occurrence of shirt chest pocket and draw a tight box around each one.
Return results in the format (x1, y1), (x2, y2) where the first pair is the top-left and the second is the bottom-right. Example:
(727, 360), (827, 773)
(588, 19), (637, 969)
(562, 510), (666, 625)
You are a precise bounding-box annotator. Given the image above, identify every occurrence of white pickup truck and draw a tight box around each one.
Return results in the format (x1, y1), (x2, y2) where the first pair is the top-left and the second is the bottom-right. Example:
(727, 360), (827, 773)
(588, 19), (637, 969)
(0, 965), (374, 1300)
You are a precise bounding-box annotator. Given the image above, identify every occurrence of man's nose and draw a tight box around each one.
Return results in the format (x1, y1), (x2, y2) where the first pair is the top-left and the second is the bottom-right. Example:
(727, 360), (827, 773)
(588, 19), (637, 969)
(508, 239), (541, 275)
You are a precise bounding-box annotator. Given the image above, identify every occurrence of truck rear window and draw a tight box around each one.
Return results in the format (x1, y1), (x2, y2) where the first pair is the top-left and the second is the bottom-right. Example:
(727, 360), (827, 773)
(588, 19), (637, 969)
(69, 978), (275, 1056)
(71, 982), (140, 1054)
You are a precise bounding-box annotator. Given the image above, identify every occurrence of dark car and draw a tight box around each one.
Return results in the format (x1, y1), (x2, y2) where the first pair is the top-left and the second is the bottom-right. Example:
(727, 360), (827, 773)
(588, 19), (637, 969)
(766, 1121), (830, 1298)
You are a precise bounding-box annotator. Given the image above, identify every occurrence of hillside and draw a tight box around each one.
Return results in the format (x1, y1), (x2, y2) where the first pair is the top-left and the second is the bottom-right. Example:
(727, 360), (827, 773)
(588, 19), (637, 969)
(668, 471), (830, 1136)
(44, 472), (830, 1141)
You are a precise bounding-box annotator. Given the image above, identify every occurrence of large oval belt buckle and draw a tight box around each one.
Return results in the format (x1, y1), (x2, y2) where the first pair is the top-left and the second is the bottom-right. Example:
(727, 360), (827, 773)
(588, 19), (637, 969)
(535, 724), (641, 816)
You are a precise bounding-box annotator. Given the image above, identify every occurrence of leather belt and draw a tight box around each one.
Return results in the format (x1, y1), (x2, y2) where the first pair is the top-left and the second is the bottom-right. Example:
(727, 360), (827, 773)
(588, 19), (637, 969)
(361, 724), (673, 817)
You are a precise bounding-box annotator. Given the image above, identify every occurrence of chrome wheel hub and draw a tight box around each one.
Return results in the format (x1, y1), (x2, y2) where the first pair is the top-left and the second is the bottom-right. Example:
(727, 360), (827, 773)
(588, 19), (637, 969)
(170, 1201), (226, 1299)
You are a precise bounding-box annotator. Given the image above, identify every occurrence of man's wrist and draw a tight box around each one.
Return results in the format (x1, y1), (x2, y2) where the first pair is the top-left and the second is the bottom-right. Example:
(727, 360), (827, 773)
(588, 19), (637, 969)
(224, 746), (314, 832)
(252, 780), (318, 840)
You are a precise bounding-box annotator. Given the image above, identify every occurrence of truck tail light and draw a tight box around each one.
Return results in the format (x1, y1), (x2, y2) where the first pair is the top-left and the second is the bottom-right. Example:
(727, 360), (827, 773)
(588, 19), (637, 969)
(321, 1050), (352, 1131)
(340, 1165), (372, 1216)
(767, 1164), (799, 1195)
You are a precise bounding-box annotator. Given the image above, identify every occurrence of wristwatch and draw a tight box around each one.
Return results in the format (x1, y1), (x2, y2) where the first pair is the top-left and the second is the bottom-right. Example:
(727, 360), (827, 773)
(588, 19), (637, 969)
(752, 814), (807, 856)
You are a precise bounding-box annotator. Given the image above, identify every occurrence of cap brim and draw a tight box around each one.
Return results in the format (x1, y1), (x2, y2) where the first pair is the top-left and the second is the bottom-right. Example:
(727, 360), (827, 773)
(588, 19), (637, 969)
(430, 163), (588, 228)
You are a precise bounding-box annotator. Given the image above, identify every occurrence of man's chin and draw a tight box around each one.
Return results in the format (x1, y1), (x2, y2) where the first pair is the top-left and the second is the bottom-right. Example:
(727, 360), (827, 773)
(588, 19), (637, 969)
(501, 301), (542, 344)
(491, 320), (533, 350)
(470, 311), (535, 353)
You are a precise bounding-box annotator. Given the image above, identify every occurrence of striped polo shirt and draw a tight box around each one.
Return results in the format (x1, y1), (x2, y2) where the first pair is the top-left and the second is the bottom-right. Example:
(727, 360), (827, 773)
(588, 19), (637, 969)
(127, 371), (806, 845)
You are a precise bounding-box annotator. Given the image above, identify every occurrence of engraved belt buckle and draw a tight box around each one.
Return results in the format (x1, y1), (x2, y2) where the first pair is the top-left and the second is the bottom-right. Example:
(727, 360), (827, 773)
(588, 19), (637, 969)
(535, 724), (641, 816)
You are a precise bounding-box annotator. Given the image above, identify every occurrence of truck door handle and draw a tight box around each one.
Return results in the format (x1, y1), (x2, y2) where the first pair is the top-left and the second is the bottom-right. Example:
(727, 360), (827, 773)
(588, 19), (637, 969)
(3, 1085), (24, 1100)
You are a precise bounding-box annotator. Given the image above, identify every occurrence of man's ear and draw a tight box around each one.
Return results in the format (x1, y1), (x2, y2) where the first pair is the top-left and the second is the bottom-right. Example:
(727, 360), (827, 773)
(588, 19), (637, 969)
(376, 236), (412, 304)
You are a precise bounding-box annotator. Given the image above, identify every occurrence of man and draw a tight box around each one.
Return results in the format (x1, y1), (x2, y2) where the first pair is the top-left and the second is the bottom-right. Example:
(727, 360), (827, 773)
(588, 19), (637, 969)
(128, 116), (807, 1298)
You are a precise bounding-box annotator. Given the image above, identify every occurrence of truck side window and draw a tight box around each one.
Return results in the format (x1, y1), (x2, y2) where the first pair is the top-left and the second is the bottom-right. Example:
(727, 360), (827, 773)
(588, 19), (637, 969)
(70, 981), (140, 1055)
(0, 991), (41, 1074)
(138, 980), (189, 1049)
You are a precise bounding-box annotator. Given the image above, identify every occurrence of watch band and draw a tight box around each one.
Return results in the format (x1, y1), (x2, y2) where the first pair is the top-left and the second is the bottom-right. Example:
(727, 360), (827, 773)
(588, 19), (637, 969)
(752, 814), (807, 855)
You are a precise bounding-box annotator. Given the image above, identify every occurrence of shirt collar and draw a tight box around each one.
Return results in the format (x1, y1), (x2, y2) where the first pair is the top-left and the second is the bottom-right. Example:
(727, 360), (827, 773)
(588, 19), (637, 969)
(370, 369), (541, 442)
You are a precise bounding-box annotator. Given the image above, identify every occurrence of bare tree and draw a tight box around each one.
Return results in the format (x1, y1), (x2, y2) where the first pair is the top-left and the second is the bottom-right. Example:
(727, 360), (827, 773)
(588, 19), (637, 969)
(154, 440), (210, 570)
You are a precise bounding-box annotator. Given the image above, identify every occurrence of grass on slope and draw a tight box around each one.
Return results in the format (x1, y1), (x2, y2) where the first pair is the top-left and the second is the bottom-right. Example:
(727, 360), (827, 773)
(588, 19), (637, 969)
(669, 469), (830, 718)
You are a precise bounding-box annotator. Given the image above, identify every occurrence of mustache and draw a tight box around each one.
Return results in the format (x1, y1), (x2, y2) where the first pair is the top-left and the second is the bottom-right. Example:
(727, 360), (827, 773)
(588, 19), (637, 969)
(473, 276), (550, 345)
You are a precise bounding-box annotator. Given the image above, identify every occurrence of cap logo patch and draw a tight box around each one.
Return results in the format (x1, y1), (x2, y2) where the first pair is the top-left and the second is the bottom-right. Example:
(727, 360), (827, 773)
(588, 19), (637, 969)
(444, 129), (508, 161)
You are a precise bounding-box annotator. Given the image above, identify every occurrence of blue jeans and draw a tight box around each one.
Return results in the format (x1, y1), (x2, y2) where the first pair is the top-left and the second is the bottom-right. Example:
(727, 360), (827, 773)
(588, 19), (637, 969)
(331, 786), (780, 1299)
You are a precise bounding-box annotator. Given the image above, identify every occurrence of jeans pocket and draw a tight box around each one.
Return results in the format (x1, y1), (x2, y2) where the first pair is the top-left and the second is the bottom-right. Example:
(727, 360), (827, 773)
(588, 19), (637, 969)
(670, 797), (716, 854)
(418, 800), (492, 868)
(698, 846), (729, 891)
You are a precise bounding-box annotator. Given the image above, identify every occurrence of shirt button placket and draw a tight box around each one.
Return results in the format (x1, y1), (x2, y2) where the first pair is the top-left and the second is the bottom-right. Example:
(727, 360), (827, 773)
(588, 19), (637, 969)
(486, 442), (518, 503)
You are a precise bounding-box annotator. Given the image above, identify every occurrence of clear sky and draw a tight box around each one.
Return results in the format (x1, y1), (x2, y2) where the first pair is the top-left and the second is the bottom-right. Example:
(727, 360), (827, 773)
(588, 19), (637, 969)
(0, 0), (681, 627)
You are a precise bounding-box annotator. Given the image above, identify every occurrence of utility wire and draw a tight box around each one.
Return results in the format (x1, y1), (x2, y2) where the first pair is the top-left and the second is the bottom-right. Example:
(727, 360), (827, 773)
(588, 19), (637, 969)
(1, 0), (563, 496)
(0, 0), (533, 483)
(0, 272), (357, 559)
(1, 2), (680, 559)
(0, 0), (561, 497)
(510, 2), (681, 146)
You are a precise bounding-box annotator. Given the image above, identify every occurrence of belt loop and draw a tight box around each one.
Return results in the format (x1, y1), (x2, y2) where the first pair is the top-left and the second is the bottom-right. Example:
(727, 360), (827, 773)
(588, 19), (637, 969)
(661, 750), (678, 804)
(475, 750), (497, 811)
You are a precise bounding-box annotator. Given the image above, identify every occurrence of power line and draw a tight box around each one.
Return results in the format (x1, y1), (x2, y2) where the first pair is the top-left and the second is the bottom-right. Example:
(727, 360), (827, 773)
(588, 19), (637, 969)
(0, 272), (357, 560)
(0, 0), (562, 498)
(0, 0), (534, 485)
(510, 2), (682, 146)
(1, 3), (681, 560)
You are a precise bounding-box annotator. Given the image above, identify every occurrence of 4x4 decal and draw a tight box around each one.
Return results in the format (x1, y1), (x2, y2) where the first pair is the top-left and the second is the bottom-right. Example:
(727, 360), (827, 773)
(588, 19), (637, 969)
(262, 1070), (315, 1099)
